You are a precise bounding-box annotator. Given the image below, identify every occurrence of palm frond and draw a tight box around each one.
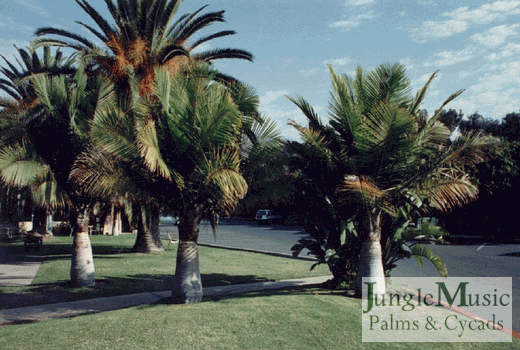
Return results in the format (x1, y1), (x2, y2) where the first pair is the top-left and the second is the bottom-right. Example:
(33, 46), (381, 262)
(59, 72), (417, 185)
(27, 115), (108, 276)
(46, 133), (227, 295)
(190, 30), (236, 50)
(0, 143), (43, 187)
(137, 118), (172, 180)
(411, 244), (448, 277)
(419, 175), (478, 212)
(287, 95), (324, 130)
(192, 48), (254, 62)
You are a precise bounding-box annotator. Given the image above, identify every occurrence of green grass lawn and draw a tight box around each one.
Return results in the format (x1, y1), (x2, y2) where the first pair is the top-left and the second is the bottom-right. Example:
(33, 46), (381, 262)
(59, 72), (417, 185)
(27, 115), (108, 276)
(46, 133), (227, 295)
(1, 235), (519, 349)
(0, 234), (330, 309)
(0, 289), (518, 350)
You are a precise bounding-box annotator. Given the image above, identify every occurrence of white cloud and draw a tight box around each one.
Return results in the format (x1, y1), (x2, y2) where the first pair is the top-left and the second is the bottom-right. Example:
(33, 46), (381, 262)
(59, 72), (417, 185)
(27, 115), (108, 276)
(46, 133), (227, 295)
(413, 72), (443, 88)
(485, 42), (520, 60)
(425, 47), (476, 67)
(299, 68), (319, 77)
(16, 0), (50, 17)
(408, 1), (520, 43)
(409, 19), (469, 43)
(427, 90), (441, 97)
(345, 0), (375, 6)
(0, 15), (34, 37)
(323, 56), (353, 67)
(399, 57), (415, 70)
(501, 42), (520, 57)
(260, 90), (290, 108)
(470, 24), (520, 46)
(330, 10), (379, 32)
(446, 1), (520, 24)
(449, 63), (520, 117)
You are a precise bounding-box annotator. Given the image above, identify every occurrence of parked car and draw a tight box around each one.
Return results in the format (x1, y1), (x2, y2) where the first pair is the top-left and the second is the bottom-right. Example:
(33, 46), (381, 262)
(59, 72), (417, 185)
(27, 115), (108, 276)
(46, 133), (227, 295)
(255, 209), (281, 225)
(160, 216), (179, 225)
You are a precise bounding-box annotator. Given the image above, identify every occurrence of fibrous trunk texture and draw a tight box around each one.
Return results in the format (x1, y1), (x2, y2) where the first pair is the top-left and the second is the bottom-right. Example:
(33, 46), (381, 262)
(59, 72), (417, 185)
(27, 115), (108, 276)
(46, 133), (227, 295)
(103, 204), (122, 236)
(356, 209), (386, 296)
(71, 207), (95, 287)
(172, 240), (203, 303)
(132, 206), (164, 253)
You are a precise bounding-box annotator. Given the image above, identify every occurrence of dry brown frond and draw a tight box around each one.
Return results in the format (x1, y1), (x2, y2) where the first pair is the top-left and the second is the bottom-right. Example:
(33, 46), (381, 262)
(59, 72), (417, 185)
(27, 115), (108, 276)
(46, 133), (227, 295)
(139, 66), (155, 96)
(164, 55), (190, 77)
(106, 34), (132, 80)
(422, 175), (478, 213)
(340, 174), (386, 199)
(130, 37), (149, 68)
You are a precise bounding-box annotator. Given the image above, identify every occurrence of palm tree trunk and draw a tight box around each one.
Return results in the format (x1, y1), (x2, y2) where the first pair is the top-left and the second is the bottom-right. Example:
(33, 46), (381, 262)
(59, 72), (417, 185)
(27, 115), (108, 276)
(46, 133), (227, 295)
(103, 204), (114, 235)
(112, 206), (122, 236)
(70, 205), (95, 287)
(356, 209), (386, 296)
(132, 206), (164, 253)
(172, 216), (202, 303)
(103, 203), (123, 236)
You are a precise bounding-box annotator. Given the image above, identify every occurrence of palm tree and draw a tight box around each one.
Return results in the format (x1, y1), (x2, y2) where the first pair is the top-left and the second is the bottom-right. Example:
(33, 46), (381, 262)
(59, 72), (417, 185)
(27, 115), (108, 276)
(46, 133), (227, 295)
(0, 45), (76, 234)
(0, 65), (114, 286)
(288, 63), (498, 295)
(74, 63), (254, 302)
(34, 0), (253, 95)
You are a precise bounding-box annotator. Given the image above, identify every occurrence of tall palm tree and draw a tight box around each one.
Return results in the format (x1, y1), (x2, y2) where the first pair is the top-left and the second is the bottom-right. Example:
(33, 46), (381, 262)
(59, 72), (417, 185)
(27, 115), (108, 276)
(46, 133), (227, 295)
(288, 63), (498, 295)
(0, 65), (114, 287)
(34, 0), (253, 95)
(74, 63), (254, 302)
(0, 45), (77, 234)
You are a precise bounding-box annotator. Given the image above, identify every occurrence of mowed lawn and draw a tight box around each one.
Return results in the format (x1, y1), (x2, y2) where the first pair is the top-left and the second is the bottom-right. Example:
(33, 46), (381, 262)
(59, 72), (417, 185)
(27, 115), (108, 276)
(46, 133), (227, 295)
(0, 289), (519, 350)
(0, 234), (330, 308)
(1, 235), (519, 349)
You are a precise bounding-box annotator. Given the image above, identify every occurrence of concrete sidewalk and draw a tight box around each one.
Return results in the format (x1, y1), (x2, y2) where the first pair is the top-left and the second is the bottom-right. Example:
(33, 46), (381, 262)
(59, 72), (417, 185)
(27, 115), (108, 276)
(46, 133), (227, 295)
(0, 246), (42, 287)
(0, 275), (332, 326)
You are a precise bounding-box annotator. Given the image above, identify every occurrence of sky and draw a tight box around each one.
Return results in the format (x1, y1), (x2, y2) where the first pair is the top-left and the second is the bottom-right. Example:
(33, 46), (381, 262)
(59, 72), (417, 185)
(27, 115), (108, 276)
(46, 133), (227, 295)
(1, 0), (519, 140)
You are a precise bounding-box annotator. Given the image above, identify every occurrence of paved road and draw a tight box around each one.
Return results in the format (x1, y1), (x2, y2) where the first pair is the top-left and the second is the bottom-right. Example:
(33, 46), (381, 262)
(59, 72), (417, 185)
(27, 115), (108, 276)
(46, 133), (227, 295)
(160, 219), (312, 256)
(392, 242), (520, 334)
(162, 220), (519, 333)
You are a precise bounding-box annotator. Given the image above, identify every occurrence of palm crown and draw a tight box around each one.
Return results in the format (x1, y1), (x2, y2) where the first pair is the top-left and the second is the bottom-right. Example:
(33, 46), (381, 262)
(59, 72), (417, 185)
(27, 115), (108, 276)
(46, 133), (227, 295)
(34, 0), (253, 95)
(0, 45), (76, 109)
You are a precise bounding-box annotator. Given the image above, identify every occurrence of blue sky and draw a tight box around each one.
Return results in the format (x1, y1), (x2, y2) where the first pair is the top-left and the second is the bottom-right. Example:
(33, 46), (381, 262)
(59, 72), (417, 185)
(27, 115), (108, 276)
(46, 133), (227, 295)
(1, 0), (520, 140)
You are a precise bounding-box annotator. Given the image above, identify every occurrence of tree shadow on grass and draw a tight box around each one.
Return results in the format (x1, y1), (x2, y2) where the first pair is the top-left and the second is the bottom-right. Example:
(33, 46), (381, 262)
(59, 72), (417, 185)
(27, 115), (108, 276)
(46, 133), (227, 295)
(147, 284), (351, 308)
(1, 241), (138, 264)
(0, 272), (273, 310)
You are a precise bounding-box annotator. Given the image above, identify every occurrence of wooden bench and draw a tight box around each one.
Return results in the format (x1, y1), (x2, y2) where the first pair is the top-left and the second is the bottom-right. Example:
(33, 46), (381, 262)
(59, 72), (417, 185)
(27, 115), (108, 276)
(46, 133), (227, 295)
(24, 233), (43, 252)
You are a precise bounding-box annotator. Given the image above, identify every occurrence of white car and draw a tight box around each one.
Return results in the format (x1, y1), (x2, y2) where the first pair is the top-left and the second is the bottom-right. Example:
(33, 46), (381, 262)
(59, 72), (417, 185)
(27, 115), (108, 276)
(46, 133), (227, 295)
(160, 216), (179, 225)
(255, 209), (281, 225)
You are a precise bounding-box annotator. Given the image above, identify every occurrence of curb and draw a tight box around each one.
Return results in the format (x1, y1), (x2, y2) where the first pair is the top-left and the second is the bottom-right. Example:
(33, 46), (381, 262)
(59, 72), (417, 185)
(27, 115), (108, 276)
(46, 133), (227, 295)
(0, 275), (333, 326)
(416, 291), (520, 340)
(197, 242), (318, 262)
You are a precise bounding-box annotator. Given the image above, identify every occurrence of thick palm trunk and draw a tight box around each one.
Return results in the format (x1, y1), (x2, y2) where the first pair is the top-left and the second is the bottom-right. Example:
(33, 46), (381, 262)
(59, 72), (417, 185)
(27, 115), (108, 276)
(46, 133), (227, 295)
(172, 216), (202, 303)
(356, 209), (385, 296)
(132, 206), (164, 253)
(103, 206), (113, 235)
(113, 208), (122, 236)
(103, 204), (122, 236)
(71, 206), (95, 287)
